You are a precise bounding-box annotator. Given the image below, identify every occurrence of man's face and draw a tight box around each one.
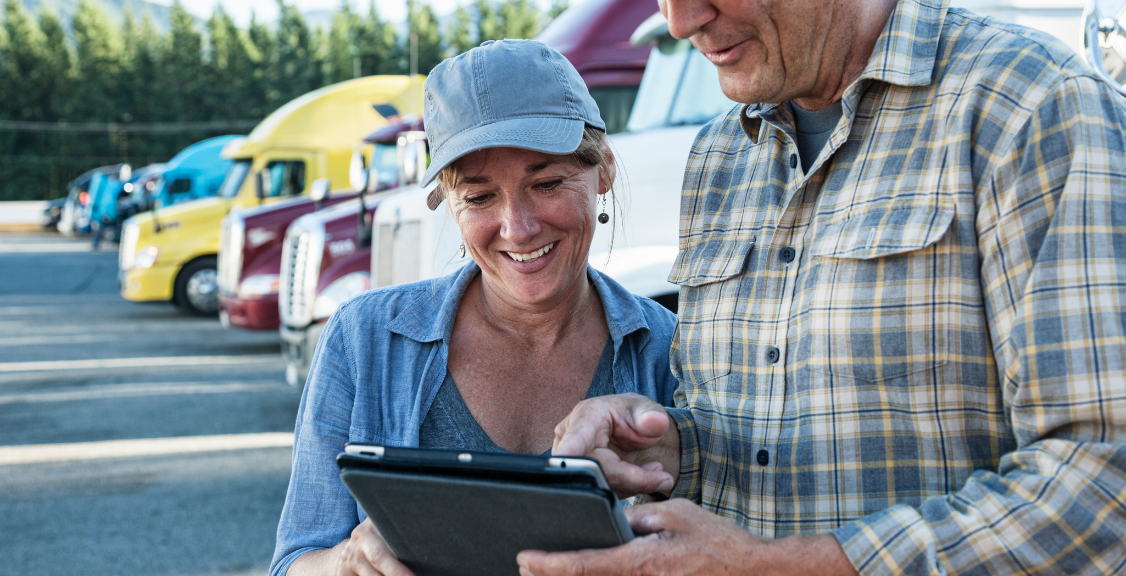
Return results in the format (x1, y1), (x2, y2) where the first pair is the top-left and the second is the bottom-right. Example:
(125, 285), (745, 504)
(659, 0), (825, 104)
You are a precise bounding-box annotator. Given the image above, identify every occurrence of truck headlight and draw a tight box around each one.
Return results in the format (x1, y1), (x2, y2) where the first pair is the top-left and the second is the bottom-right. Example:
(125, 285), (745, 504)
(134, 245), (160, 269)
(238, 274), (281, 298)
(313, 272), (370, 320)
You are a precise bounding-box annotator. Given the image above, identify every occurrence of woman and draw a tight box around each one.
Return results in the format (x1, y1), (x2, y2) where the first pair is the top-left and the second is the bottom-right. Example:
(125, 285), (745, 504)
(271, 40), (678, 576)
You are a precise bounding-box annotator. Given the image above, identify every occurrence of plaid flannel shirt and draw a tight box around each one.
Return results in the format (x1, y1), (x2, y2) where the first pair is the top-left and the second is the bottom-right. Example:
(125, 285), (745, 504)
(665, 1), (1126, 574)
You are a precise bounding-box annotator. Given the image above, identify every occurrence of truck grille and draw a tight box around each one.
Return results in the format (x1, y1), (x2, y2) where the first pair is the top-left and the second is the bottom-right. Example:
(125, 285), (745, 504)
(119, 221), (139, 270)
(280, 222), (325, 326)
(217, 216), (244, 295)
(374, 220), (422, 288)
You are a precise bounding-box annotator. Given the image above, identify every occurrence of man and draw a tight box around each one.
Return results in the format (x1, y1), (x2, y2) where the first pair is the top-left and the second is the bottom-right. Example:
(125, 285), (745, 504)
(517, 0), (1126, 574)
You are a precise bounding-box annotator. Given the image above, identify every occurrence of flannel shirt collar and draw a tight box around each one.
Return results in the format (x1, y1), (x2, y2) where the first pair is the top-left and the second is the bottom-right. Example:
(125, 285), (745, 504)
(385, 260), (652, 347)
(740, 0), (948, 142)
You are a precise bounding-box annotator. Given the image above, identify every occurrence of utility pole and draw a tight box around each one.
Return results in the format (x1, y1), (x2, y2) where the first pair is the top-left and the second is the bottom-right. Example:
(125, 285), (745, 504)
(410, 32), (419, 114)
(351, 45), (360, 79)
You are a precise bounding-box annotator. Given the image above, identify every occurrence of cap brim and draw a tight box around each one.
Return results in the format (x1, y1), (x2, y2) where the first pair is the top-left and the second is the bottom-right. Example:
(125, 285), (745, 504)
(421, 116), (586, 196)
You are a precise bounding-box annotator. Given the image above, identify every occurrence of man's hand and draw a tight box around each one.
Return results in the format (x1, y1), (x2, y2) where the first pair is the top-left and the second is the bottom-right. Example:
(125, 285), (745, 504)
(517, 499), (859, 576)
(552, 393), (680, 497)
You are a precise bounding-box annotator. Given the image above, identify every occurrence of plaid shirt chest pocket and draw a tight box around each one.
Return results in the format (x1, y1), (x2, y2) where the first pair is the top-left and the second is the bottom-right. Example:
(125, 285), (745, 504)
(671, 235), (755, 385)
(805, 206), (956, 384)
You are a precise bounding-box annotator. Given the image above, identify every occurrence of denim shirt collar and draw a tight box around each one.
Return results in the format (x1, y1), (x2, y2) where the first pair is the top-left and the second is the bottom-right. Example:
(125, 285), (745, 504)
(384, 261), (653, 348)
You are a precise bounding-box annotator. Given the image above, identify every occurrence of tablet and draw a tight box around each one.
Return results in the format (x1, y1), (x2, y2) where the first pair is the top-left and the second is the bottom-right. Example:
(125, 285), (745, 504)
(337, 444), (633, 576)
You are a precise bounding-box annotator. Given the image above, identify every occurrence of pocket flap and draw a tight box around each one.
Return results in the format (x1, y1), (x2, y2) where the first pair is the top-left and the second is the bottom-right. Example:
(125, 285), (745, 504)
(668, 236), (754, 287)
(811, 207), (955, 260)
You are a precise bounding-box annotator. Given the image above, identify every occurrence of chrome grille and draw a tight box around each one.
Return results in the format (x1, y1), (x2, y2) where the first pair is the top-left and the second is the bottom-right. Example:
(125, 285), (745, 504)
(279, 221), (325, 326)
(374, 220), (422, 288)
(119, 221), (139, 270)
(217, 215), (244, 295)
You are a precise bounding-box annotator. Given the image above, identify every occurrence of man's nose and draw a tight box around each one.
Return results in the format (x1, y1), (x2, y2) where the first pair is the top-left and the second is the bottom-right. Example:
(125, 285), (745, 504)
(661, 0), (715, 40)
(500, 196), (541, 245)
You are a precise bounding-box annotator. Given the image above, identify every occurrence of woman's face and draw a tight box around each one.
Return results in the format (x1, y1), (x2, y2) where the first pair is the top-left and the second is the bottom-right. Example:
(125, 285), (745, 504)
(446, 147), (611, 308)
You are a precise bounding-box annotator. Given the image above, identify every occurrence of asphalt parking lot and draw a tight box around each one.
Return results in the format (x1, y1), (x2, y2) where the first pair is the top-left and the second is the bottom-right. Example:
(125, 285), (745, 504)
(0, 232), (301, 576)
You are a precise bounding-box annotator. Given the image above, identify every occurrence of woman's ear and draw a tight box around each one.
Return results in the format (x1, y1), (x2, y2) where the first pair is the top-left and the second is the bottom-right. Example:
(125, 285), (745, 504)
(599, 146), (616, 192)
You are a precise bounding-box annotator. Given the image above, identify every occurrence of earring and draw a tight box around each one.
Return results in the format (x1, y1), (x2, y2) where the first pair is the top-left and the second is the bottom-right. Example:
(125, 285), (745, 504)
(458, 242), (466, 258)
(597, 193), (609, 224)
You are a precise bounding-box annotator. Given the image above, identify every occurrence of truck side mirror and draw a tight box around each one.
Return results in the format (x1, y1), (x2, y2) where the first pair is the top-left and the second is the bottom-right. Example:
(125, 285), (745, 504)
(349, 149), (369, 192)
(310, 178), (331, 209)
(1084, 0), (1126, 96)
(255, 170), (269, 202)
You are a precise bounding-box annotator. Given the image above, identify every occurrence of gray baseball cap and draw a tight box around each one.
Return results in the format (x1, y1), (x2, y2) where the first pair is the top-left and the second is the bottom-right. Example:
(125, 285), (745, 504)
(421, 39), (605, 209)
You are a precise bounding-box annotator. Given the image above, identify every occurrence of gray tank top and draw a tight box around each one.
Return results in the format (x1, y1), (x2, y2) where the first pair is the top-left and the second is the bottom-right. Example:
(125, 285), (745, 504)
(418, 338), (615, 455)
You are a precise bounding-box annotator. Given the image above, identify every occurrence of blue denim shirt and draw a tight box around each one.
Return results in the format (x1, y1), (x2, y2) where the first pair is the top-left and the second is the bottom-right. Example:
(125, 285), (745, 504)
(270, 262), (679, 576)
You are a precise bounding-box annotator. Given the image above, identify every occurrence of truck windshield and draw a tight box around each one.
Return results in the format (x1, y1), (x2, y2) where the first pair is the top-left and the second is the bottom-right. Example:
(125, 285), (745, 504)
(219, 160), (252, 199)
(371, 143), (400, 189)
(626, 37), (735, 132)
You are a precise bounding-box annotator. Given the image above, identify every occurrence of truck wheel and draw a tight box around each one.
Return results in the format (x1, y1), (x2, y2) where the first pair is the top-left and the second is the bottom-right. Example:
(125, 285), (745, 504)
(174, 257), (220, 317)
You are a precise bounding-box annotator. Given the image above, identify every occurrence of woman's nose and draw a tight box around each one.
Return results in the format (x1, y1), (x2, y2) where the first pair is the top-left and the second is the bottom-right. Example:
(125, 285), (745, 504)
(499, 197), (541, 245)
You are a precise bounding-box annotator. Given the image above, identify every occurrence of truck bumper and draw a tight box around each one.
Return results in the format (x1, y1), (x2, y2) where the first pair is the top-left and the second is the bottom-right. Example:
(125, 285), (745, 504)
(219, 294), (280, 330)
(120, 265), (176, 302)
(280, 321), (325, 387)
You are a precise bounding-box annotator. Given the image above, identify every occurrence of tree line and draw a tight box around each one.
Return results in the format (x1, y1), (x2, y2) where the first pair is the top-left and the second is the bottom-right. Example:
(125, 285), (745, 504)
(0, 0), (564, 201)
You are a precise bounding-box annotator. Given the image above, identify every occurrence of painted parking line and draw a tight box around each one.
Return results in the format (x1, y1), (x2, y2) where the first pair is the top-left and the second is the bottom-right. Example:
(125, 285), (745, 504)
(0, 432), (295, 466)
(0, 381), (288, 405)
(0, 243), (101, 254)
(0, 355), (280, 373)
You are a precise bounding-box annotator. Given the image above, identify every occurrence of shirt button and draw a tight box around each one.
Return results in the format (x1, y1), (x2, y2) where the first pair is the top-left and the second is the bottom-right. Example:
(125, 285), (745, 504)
(757, 449), (769, 466)
(767, 346), (780, 363)
(789, 154), (797, 169)
(779, 246), (795, 263)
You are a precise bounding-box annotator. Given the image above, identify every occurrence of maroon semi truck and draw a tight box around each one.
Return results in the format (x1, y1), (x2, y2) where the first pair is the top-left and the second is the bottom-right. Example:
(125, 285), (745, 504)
(275, 0), (657, 386)
(216, 120), (412, 330)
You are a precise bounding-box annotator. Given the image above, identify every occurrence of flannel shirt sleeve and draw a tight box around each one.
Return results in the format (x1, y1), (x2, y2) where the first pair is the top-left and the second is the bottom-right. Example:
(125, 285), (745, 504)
(834, 75), (1126, 575)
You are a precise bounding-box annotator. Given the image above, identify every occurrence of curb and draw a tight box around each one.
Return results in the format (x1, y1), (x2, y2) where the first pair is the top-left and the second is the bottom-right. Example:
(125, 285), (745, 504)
(0, 224), (48, 233)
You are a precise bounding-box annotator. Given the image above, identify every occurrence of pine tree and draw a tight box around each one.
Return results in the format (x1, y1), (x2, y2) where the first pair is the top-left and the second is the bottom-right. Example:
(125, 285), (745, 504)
(2, 0), (50, 121)
(548, 0), (569, 19)
(359, 1), (397, 75)
(446, 5), (474, 57)
(37, 10), (73, 121)
(274, 0), (322, 104)
(326, 1), (362, 82)
(405, 0), (441, 74)
(163, 1), (205, 121)
(206, 7), (258, 120)
(475, 0), (502, 43)
(248, 12), (279, 113)
(499, 0), (541, 40)
(72, 0), (122, 122)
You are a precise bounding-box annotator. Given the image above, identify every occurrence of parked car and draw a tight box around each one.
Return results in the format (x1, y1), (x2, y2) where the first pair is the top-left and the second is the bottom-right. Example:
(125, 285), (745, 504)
(118, 75), (424, 316)
(58, 164), (125, 235)
(41, 198), (66, 230)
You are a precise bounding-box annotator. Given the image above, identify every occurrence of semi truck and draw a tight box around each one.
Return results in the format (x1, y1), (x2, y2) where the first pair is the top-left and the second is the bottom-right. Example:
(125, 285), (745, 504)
(216, 117), (419, 331)
(118, 75), (423, 316)
(126, 135), (243, 215)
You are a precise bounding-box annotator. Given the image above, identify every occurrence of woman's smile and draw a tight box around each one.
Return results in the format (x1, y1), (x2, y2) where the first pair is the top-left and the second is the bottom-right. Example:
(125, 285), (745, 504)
(504, 242), (556, 263)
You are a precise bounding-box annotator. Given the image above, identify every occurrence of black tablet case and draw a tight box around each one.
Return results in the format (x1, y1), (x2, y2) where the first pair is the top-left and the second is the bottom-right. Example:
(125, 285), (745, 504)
(339, 466), (631, 576)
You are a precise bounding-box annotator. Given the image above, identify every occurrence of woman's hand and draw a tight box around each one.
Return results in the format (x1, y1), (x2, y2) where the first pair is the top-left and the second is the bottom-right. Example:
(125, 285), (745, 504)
(333, 520), (415, 576)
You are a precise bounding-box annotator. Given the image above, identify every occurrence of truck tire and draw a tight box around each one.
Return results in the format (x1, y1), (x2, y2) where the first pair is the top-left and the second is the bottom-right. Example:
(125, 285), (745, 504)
(174, 257), (220, 317)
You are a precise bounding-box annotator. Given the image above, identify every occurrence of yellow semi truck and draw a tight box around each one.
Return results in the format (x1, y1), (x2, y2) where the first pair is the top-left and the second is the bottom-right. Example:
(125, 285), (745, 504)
(118, 75), (423, 315)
